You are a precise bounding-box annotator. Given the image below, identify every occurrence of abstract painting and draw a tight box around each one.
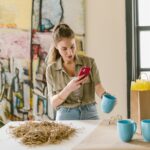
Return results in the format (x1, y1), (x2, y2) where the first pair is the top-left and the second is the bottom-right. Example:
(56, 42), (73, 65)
(0, 0), (85, 123)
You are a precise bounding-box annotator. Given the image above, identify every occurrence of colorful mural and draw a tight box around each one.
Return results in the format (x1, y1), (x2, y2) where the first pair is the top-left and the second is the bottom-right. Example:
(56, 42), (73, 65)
(0, 0), (32, 123)
(0, 0), (85, 124)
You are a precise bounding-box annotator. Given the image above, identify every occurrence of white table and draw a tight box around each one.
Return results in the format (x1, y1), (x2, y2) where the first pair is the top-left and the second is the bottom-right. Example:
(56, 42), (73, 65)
(1, 120), (150, 150)
(0, 120), (100, 150)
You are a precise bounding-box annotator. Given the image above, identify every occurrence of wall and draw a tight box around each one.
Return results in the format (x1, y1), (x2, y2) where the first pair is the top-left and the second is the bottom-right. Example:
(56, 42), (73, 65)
(85, 0), (127, 118)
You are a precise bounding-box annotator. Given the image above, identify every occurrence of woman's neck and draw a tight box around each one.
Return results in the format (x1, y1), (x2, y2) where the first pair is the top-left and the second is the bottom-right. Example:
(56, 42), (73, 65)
(63, 62), (75, 77)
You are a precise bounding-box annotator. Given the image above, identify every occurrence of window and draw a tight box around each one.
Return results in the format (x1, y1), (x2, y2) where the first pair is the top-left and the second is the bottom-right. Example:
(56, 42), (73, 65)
(126, 0), (150, 117)
(135, 0), (150, 78)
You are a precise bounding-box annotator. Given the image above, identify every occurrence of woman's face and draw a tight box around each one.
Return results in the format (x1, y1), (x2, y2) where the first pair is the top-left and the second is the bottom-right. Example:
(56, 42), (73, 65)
(56, 38), (76, 63)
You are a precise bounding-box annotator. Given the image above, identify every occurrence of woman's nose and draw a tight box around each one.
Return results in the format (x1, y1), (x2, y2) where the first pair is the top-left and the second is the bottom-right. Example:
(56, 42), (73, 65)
(67, 49), (73, 55)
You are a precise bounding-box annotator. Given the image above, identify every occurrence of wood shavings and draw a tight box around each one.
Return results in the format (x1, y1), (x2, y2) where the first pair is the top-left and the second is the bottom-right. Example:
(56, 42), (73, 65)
(100, 115), (123, 125)
(10, 121), (76, 146)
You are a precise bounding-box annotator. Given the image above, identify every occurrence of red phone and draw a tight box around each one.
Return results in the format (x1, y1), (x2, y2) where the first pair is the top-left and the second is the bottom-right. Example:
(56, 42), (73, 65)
(78, 66), (91, 79)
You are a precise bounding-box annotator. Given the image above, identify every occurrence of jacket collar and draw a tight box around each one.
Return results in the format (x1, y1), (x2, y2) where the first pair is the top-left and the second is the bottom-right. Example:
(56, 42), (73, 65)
(55, 54), (83, 71)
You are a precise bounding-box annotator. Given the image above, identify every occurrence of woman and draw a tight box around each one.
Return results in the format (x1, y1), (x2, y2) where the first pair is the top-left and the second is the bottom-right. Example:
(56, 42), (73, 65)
(46, 24), (107, 120)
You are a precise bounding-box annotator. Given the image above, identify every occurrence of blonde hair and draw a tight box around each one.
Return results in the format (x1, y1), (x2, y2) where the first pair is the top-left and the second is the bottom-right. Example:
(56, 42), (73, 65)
(46, 24), (75, 64)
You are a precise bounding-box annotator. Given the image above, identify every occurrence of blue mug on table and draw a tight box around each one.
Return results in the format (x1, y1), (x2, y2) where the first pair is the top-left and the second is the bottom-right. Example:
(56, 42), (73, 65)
(101, 93), (116, 113)
(117, 119), (137, 142)
(141, 119), (150, 142)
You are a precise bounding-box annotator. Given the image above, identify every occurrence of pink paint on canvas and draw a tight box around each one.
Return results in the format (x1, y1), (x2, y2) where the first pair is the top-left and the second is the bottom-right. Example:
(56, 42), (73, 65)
(0, 29), (31, 59)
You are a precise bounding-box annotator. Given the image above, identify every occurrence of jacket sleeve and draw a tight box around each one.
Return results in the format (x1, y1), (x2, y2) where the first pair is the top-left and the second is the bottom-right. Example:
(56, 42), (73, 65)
(46, 65), (53, 100)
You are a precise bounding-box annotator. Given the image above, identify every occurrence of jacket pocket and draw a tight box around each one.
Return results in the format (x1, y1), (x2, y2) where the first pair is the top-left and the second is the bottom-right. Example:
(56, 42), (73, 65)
(84, 75), (91, 84)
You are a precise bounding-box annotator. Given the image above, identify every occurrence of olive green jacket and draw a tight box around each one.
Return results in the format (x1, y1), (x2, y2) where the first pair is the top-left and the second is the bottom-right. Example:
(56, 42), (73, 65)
(46, 54), (101, 108)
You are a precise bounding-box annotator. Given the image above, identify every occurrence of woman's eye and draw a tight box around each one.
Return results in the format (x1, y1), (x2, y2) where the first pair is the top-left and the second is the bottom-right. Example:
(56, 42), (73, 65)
(71, 46), (75, 50)
(62, 48), (67, 51)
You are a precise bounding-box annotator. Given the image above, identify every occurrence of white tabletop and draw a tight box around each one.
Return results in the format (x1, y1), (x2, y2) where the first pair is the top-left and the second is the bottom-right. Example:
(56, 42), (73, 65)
(1, 120), (150, 150)
(0, 120), (100, 150)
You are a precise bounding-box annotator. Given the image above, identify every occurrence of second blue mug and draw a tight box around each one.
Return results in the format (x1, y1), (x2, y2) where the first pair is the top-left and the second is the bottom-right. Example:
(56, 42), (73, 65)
(141, 119), (150, 142)
(117, 119), (137, 142)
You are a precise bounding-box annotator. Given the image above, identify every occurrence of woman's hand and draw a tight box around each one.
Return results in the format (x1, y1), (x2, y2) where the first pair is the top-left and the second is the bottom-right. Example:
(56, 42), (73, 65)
(66, 75), (88, 93)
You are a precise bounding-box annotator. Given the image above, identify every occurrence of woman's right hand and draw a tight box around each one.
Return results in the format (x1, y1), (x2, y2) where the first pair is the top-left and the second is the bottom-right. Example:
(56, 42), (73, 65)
(51, 75), (88, 108)
(66, 75), (87, 93)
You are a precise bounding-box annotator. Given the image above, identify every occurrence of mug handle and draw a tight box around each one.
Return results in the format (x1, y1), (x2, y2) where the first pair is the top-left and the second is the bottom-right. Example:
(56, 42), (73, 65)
(133, 122), (137, 134)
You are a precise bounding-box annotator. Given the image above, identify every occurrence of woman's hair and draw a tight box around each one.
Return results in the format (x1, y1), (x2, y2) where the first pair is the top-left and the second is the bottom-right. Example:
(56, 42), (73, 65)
(46, 24), (75, 64)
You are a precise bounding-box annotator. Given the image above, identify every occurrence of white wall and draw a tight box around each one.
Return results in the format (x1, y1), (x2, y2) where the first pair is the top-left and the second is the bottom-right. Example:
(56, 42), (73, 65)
(85, 0), (127, 119)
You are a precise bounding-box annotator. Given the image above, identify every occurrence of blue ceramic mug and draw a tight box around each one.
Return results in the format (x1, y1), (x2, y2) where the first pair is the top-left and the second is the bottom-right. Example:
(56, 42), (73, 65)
(101, 93), (116, 113)
(141, 119), (150, 142)
(117, 119), (137, 142)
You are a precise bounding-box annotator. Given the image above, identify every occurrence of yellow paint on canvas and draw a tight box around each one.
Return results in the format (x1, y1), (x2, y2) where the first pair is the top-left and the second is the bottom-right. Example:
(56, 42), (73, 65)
(0, 0), (32, 30)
